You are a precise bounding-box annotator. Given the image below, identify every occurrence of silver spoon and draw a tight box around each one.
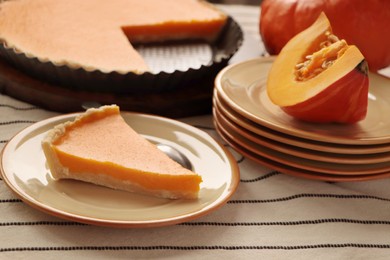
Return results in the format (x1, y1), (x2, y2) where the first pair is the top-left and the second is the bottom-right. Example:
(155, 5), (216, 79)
(157, 144), (193, 170)
(81, 102), (193, 170)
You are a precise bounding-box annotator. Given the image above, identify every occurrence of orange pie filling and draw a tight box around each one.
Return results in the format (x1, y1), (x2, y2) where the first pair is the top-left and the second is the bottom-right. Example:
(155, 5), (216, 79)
(42, 105), (202, 199)
(123, 19), (227, 43)
(52, 149), (202, 193)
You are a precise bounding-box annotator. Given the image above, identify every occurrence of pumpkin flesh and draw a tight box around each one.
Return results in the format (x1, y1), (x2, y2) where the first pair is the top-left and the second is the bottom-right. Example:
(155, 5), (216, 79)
(267, 13), (369, 124)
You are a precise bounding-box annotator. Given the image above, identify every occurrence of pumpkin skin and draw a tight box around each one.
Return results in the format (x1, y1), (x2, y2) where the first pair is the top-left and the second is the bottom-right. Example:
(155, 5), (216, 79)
(260, 0), (390, 71)
(282, 63), (369, 123)
(267, 13), (369, 124)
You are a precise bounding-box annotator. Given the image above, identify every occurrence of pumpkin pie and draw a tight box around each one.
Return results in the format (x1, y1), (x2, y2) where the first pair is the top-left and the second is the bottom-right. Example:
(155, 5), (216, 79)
(0, 0), (227, 73)
(41, 105), (203, 199)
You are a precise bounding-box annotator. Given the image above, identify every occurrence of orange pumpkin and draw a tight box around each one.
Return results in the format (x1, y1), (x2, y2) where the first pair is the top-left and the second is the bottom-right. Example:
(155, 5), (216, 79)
(267, 13), (369, 124)
(260, 0), (390, 71)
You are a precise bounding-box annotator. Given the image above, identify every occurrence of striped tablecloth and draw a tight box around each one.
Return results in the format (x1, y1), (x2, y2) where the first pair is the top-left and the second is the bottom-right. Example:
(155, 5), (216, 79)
(2, 5), (390, 259)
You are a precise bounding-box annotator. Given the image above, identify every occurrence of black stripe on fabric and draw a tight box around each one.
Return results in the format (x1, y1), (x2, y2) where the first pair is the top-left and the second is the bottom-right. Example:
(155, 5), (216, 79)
(1, 244), (390, 252)
(240, 171), (281, 182)
(0, 199), (22, 203)
(227, 193), (390, 204)
(0, 120), (36, 126)
(2, 193), (390, 205)
(182, 219), (390, 226)
(2, 218), (390, 227)
(0, 221), (86, 227)
(237, 154), (245, 163)
(0, 104), (39, 111)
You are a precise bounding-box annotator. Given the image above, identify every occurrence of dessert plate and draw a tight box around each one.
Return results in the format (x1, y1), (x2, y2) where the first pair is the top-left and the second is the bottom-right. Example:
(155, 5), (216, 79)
(213, 89), (390, 155)
(214, 112), (390, 175)
(214, 121), (390, 182)
(215, 57), (390, 145)
(213, 103), (390, 165)
(0, 112), (239, 228)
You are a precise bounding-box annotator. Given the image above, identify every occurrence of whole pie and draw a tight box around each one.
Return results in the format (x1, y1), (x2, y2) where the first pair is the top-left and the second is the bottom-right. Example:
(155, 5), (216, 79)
(0, 0), (227, 73)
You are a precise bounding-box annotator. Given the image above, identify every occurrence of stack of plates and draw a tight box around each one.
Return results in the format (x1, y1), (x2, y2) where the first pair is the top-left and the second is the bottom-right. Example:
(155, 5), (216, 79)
(213, 57), (390, 182)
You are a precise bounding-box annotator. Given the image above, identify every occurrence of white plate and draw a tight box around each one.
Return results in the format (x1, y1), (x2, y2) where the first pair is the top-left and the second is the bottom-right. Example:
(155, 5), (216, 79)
(215, 57), (390, 145)
(0, 112), (239, 228)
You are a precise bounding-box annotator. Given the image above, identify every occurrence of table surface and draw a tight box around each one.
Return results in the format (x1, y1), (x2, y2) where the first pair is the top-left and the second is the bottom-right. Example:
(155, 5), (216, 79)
(2, 4), (390, 259)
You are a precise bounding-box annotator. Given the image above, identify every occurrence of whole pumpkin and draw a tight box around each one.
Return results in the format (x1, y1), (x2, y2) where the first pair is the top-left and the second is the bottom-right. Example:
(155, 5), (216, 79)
(260, 0), (390, 71)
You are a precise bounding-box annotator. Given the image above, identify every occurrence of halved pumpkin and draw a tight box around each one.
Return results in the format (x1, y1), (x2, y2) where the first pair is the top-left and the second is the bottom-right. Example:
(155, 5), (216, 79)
(266, 12), (369, 124)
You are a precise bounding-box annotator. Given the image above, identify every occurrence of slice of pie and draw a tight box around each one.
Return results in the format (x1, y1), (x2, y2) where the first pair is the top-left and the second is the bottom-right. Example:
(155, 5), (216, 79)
(41, 105), (202, 199)
(0, 0), (227, 73)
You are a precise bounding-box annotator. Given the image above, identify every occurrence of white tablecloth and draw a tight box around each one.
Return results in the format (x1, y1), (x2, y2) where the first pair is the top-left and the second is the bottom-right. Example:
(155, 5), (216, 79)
(1, 5), (390, 259)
